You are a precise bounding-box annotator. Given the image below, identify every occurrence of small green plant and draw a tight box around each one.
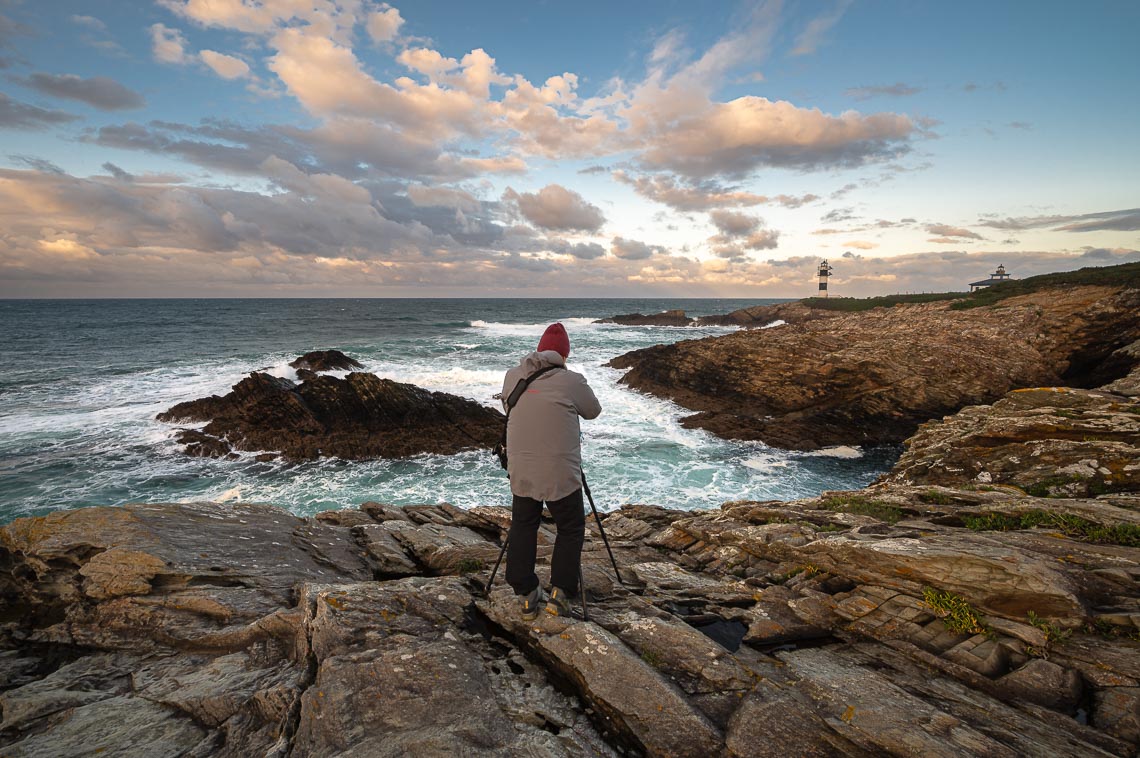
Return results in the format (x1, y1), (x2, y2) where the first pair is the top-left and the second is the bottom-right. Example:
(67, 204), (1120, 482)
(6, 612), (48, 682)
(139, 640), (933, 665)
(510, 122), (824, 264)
(963, 510), (1140, 547)
(455, 557), (485, 574)
(922, 587), (989, 635)
(1087, 618), (1140, 642)
(813, 523), (843, 533)
(820, 495), (903, 524)
(1027, 611), (1072, 646)
(640, 649), (665, 668)
(771, 563), (824, 584)
(919, 489), (954, 505)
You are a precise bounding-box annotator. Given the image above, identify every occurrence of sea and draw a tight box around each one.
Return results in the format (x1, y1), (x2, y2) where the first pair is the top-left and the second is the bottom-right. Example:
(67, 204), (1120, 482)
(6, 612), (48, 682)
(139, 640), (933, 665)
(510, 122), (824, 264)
(0, 299), (898, 523)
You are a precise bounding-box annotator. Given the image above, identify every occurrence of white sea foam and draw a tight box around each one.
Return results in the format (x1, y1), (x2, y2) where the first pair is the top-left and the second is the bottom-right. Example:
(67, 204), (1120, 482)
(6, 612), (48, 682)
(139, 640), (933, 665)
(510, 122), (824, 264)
(802, 446), (864, 459)
(5, 303), (889, 518)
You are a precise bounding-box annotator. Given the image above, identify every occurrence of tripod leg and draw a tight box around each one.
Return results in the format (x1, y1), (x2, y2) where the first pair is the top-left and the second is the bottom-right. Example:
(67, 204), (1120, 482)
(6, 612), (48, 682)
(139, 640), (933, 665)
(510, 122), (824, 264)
(582, 474), (624, 586)
(579, 565), (589, 622)
(484, 533), (509, 599)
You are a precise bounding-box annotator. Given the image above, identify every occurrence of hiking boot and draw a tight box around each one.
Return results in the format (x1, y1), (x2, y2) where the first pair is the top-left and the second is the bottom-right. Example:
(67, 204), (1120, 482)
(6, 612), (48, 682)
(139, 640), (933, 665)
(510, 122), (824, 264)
(520, 585), (545, 621)
(545, 586), (572, 618)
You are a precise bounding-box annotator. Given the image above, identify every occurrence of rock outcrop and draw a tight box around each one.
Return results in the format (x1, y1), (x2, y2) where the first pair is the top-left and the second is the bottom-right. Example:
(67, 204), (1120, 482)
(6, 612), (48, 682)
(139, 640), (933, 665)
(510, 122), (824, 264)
(289, 350), (363, 373)
(157, 370), (504, 461)
(3, 481), (1138, 754)
(610, 285), (1140, 450)
(595, 309), (694, 326)
(886, 383), (1140, 497)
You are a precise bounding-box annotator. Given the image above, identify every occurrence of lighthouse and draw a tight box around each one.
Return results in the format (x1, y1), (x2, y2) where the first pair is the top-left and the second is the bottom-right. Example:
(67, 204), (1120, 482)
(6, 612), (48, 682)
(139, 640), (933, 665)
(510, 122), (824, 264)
(817, 260), (832, 298)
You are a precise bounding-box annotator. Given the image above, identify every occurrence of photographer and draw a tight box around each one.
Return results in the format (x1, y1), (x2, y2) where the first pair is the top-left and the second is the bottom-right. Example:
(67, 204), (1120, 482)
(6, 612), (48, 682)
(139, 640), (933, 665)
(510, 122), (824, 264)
(501, 323), (601, 619)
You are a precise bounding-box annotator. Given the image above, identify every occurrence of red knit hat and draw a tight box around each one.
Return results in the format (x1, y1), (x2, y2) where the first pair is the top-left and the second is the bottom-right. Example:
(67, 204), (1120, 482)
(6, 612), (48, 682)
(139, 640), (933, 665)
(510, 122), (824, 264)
(537, 322), (570, 358)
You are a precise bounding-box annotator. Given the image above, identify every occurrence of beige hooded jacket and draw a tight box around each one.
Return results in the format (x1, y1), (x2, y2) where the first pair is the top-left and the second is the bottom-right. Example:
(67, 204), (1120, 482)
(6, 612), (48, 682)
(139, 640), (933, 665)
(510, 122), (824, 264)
(501, 350), (602, 501)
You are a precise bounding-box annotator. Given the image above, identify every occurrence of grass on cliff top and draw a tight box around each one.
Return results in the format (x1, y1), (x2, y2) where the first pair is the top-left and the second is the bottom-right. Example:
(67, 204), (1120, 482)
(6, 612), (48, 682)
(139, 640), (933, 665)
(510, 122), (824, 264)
(963, 510), (1140, 547)
(801, 260), (1140, 312)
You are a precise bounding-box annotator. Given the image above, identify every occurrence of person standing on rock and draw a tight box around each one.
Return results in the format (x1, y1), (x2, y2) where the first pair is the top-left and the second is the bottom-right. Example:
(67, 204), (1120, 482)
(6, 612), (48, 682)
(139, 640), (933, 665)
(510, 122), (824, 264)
(502, 322), (601, 619)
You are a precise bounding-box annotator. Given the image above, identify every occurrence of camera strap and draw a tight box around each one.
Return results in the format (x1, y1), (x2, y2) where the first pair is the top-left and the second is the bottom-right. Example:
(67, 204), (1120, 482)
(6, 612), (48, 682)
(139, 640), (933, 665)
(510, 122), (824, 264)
(496, 364), (562, 470)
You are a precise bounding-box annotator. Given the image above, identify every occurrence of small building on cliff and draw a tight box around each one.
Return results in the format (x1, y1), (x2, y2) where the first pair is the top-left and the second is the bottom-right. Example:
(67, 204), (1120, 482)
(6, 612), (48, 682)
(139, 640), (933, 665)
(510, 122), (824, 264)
(968, 264), (1012, 291)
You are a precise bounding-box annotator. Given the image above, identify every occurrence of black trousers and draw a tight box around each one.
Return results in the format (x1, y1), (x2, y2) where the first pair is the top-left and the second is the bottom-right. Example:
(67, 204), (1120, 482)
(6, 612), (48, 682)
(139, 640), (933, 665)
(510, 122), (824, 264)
(506, 488), (585, 596)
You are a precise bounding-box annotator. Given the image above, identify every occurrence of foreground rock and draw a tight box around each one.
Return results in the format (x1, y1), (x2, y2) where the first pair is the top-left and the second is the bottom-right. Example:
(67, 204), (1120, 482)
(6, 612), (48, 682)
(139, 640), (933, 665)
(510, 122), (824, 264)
(157, 369), (504, 461)
(595, 309), (694, 326)
(3, 486), (1138, 755)
(887, 379), (1140, 497)
(611, 284), (1140, 450)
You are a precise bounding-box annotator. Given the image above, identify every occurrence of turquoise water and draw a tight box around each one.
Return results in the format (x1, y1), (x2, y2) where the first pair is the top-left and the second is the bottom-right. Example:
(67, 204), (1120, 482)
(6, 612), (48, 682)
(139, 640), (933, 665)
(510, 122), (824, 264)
(0, 299), (896, 522)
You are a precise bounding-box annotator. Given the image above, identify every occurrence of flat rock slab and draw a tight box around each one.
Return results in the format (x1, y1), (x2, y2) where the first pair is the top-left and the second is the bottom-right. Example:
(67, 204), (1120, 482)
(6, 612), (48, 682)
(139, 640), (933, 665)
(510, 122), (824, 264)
(481, 590), (724, 757)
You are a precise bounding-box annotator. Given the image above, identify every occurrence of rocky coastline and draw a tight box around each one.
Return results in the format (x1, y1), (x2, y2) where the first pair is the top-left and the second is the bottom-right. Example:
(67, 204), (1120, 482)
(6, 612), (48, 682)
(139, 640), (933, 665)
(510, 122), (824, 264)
(3, 353), (1139, 755)
(609, 281), (1140, 451)
(4, 269), (1140, 756)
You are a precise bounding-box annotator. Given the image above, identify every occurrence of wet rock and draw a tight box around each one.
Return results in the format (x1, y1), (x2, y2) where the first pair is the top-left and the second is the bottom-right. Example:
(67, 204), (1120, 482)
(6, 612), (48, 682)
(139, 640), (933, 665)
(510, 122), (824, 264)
(157, 370), (505, 461)
(595, 309), (694, 326)
(288, 350), (363, 372)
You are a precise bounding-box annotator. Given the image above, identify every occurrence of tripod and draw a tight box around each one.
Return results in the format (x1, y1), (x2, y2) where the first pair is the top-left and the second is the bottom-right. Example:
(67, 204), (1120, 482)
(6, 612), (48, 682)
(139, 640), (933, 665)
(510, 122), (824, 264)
(484, 471), (623, 622)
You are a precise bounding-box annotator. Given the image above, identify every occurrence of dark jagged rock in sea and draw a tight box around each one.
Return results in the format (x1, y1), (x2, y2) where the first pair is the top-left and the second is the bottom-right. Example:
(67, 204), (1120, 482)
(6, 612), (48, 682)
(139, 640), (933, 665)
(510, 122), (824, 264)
(3, 414), (1139, 755)
(288, 349), (364, 372)
(610, 283), (1140, 451)
(156, 371), (504, 461)
(595, 309), (694, 326)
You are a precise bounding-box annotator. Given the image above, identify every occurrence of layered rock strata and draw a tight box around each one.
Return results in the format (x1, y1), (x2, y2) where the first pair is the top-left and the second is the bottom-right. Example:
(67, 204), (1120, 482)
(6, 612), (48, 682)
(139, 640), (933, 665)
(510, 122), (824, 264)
(610, 285), (1140, 450)
(2, 482), (1137, 755)
(157, 370), (504, 461)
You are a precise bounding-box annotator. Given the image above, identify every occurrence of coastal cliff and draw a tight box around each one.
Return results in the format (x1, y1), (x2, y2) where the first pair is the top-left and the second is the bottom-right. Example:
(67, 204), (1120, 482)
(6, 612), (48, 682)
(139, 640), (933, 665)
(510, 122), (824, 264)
(609, 268), (1140, 451)
(3, 360), (1139, 756)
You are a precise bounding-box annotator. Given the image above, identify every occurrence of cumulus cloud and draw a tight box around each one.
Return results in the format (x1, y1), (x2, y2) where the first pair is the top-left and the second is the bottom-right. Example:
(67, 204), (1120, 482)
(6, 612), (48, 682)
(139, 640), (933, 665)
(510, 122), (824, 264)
(21, 73), (145, 110)
(0, 93), (80, 129)
(634, 97), (914, 179)
(613, 170), (817, 211)
(845, 82), (922, 101)
(611, 236), (664, 260)
(844, 240), (878, 250)
(926, 223), (983, 240)
(406, 184), (481, 213)
(709, 209), (760, 236)
(503, 184), (605, 232)
(150, 23), (188, 64)
(200, 50), (251, 79)
(367, 5), (404, 42)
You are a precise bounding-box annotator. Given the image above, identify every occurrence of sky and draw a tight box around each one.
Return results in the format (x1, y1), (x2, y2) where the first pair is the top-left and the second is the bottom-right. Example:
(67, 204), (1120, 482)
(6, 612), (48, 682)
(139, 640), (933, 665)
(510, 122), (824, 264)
(0, 0), (1137, 298)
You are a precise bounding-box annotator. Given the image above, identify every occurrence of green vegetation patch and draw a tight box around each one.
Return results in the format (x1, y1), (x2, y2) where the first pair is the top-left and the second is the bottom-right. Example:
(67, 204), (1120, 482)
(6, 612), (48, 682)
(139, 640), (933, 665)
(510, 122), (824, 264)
(922, 587), (989, 636)
(454, 557), (486, 574)
(963, 509), (1140, 547)
(803, 293), (961, 312)
(1027, 611), (1072, 646)
(918, 489), (955, 505)
(820, 494), (903, 524)
(949, 261), (1140, 310)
